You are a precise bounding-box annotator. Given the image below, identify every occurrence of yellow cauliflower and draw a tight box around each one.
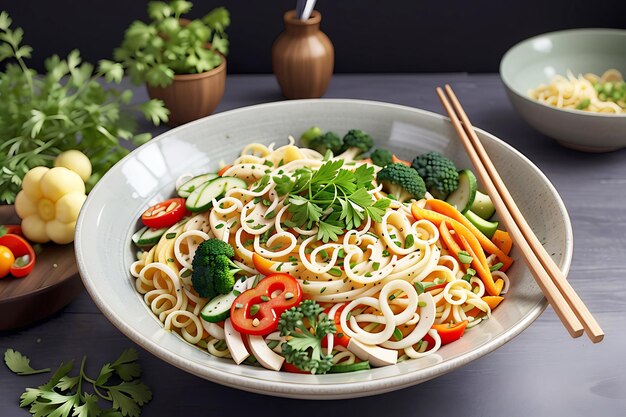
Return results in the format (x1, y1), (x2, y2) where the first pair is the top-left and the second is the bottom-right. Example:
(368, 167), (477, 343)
(15, 166), (87, 244)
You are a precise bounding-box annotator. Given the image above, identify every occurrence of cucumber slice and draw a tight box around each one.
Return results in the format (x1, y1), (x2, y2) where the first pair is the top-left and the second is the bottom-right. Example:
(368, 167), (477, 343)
(464, 210), (499, 238)
(445, 169), (477, 213)
(132, 226), (167, 247)
(177, 173), (217, 198)
(201, 291), (239, 322)
(186, 177), (247, 212)
(470, 191), (496, 220)
(329, 361), (371, 373)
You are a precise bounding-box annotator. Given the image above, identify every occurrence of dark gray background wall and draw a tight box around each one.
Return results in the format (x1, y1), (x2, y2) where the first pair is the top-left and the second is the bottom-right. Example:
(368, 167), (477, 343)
(4, 0), (626, 73)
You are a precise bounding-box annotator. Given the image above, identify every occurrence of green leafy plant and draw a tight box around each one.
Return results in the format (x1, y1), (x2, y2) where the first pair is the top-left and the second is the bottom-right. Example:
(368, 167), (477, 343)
(0, 11), (169, 204)
(4, 348), (152, 417)
(114, 0), (230, 88)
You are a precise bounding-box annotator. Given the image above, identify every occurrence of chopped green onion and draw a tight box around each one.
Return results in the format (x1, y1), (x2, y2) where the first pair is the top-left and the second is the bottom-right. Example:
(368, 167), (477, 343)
(328, 267), (342, 277)
(250, 304), (260, 315)
(165, 232), (177, 239)
(372, 262), (380, 271)
(320, 287), (327, 294)
(414, 281), (425, 295)
(418, 301), (427, 308)
(457, 251), (473, 264)
(235, 303), (243, 309)
(180, 269), (192, 278)
(215, 223), (225, 229)
(265, 210), (277, 219)
(489, 262), (503, 272)
(233, 290), (241, 296)
(393, 328), (403, 341)
(404, 234), (414, 248)
(260, 295), (270, 302)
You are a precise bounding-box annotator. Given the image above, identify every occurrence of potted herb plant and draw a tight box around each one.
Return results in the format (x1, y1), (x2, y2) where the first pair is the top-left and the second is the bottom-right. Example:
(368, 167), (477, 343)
(0, 12), (169, 204)
(114, 0), (230, 126)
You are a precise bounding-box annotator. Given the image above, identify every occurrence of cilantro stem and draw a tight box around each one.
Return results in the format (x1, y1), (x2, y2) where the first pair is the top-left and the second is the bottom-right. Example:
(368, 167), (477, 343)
(78, 356), (87, 401)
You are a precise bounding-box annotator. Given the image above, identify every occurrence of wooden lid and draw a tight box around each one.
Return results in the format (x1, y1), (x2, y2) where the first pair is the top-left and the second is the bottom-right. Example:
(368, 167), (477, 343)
(0, 205), (83, 330)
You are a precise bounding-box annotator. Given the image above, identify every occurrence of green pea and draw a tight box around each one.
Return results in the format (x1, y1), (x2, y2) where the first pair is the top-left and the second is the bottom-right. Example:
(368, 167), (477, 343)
(603, 82), (614, 95)
(594, 83), (604, 93)
(612, 91), (623, 101)
(599, 92), (608, 101)
(576, 98), (591, 110)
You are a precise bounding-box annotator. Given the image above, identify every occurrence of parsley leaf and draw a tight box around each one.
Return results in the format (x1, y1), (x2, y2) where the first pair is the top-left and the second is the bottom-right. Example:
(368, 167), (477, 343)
(4, 349), (50, 375)
(317, 220), (344, 243)
(6, 348), (151, 417)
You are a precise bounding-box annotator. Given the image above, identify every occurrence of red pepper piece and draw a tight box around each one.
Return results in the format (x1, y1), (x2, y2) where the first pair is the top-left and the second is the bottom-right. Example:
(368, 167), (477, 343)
(0, 233), (36, 278)
(423, 320), (469, 347)
(322, 305), (351, 349)
(0, 225), (22, 237)
(230, 273), (302, 336)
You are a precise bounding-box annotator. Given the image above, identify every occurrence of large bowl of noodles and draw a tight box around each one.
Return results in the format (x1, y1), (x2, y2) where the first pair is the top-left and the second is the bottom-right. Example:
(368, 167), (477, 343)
(75, 99), (573, 399)
(500, 28), (626, 152)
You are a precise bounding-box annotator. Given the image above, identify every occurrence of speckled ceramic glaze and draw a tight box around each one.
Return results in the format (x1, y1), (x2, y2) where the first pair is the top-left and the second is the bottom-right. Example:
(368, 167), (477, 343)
(75, 99), (573, 399)
(500, 29), (626, 152)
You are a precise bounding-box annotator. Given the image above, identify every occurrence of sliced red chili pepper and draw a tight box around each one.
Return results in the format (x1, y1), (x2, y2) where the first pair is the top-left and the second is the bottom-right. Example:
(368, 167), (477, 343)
(230, 273), (302, 336)
(423, 320), (469, 346)
(0, 233), (36, 278)
(141, 198), (189, 229)
(0, 225), (22, 237)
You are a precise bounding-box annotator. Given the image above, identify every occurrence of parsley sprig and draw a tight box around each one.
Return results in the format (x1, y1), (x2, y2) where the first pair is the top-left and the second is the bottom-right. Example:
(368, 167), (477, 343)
(273, 160), (390, 242)
(0, 12), (169, 203)
(4, 348), (152, 417)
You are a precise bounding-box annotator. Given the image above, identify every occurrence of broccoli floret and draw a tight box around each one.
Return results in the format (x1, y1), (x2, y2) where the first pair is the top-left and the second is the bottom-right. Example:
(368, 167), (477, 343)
(278, 300), (336, 375)
(191, 238), (239, 298)
(370, 149), (393, 167)
(300, 129), (343, 156)
(337, 129), (374, 160)
(411, 152), (459, 199)
(377, 162), (426, 203)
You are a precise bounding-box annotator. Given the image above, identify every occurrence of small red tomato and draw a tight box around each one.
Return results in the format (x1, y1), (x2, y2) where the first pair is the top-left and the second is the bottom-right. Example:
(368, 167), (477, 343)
(141, 198), (189, 229)
(0, 245), (15, 278)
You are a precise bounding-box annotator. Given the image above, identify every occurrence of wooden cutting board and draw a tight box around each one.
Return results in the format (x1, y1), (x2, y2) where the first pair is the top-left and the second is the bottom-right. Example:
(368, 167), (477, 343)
(0, 205), (83, 330)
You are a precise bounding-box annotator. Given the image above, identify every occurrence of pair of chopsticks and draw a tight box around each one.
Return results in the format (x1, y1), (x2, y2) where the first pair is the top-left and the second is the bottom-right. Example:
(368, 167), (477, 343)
(436, 85), (604, 343)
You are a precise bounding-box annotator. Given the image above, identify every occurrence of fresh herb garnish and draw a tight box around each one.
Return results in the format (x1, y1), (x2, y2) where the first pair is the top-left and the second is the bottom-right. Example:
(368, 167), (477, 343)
(273, 160), (390, 243)
(4, 348), (151, 417)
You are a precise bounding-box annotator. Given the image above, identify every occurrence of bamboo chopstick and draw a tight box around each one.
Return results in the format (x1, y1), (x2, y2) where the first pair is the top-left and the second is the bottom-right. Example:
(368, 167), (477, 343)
(436, 85), (604, 343)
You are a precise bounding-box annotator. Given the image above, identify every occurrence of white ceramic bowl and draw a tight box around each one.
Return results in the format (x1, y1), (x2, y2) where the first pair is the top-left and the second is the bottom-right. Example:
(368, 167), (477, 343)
(500, 29), (626, 152)
(75, 99), (573, 399)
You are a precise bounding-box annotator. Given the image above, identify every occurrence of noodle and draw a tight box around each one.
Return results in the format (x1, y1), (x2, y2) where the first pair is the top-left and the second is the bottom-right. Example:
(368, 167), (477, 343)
(528, 69), (626, 114)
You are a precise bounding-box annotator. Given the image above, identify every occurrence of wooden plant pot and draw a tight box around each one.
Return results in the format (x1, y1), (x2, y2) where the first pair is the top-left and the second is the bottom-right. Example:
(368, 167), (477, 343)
(272, 10), (334, 99)
(147, 58), (227, 126)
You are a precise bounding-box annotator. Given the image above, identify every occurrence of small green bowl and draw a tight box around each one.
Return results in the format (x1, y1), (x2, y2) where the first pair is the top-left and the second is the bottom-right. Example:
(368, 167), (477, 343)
(500, 29), (626, 152)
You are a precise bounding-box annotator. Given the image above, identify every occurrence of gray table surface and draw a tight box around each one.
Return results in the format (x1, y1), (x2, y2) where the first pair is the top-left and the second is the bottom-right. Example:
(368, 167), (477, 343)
(1, 74), (625, 416)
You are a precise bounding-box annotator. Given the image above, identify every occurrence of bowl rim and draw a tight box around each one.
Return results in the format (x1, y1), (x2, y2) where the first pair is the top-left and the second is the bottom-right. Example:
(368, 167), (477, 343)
(75, 98), (573, 399)
(499, 27), (626, 119)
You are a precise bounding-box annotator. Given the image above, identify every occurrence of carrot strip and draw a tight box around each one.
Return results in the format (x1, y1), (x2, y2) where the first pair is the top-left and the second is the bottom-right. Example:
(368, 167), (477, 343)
(457, 233), (500, 296)
(439, 221), (464, 265)
(392, 155), (411, 166)
(217, 164), (233, 176)
(415, 200), (514, 271)
(482, 295), (504, 310)
(491, 230), (513, 256)
(466, 295), (504, 318)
